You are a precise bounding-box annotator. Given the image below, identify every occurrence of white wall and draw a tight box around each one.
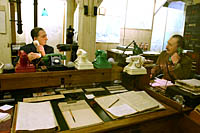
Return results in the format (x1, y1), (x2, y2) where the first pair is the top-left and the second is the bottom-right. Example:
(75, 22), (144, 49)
(0, 0), (12, 64)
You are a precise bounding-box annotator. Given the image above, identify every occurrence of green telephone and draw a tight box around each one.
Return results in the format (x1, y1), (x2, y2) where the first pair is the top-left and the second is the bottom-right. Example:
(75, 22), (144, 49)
(42, 53), (66, 66)
(169, 47), (183, 62)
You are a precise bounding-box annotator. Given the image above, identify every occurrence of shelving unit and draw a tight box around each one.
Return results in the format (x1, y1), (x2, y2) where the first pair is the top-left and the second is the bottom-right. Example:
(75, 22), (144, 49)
(184, 4), (200, 52)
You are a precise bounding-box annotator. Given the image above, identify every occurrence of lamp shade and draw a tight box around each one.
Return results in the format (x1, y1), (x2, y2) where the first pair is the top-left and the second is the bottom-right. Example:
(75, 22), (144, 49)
(41, 8), (48, 16)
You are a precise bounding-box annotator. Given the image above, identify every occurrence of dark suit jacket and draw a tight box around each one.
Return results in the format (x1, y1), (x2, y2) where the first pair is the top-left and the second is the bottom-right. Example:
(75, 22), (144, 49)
(14, 43), (54, 66)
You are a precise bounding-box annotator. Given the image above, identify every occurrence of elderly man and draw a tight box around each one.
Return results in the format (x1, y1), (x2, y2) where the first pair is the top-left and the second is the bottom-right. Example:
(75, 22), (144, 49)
(151, 35), (192, 82)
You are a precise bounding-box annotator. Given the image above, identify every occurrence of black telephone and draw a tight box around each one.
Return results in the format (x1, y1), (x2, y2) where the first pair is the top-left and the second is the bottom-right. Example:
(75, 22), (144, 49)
(169, 47), (183, 62)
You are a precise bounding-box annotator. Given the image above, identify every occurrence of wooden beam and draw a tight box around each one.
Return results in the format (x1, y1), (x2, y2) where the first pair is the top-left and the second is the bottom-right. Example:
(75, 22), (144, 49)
(76, 0), (103, 61)
(67, 0), (77, 28)
(96, 0), (103, 7)
(9, 1), (16, 44)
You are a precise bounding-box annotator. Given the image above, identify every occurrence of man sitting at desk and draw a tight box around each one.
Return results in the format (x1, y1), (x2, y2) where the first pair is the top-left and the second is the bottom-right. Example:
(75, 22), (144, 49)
(14, 27), (54, 65)
(150, 35), (192, 82)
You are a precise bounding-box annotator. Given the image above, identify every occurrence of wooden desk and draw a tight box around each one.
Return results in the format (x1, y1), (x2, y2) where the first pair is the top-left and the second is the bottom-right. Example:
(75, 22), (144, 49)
(143, 86), (193, 113)
(0, 66), (122, 91)
(59, 103), (180, 133)
(1, 66), (199, 132)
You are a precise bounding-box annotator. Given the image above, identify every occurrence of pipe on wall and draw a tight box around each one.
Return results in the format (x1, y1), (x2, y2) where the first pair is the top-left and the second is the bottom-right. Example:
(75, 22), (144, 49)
(34, 0), (38, 27)
(16, 0), (23, 34)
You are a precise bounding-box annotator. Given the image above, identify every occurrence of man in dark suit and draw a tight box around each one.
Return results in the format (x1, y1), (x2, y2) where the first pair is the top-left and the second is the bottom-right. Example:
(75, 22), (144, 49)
(14, 27), (54, 66)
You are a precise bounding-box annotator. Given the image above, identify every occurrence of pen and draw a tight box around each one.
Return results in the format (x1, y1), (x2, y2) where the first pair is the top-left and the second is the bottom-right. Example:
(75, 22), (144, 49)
(69, 109), (76, 122)
(164, 80), (168, 89)
(108, 98), (119, 108)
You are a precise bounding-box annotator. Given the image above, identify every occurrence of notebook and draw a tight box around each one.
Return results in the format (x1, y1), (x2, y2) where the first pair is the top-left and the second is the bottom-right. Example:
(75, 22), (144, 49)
(58, 100), (103, 130)
(95, 91), (163, 119)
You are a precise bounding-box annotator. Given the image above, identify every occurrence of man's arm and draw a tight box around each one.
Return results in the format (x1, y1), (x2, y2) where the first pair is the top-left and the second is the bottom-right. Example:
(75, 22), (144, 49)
(168, 56), (192, 79)
(150, 55), (162, 79)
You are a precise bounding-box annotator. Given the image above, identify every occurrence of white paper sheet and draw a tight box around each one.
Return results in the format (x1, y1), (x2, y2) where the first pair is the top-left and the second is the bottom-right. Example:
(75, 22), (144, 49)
(16, 101), (57, 131)
(0, 104), (13, 111)
(106, 104), (137, 117)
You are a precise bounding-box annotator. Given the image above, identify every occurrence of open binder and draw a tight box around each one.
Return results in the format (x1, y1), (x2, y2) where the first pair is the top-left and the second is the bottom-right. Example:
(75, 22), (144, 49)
(94, 91), (164, 119)
(58, 100), (103, 130)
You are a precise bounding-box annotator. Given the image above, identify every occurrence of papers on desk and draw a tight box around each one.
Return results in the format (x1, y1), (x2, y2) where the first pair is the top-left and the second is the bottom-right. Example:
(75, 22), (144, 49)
(23, 94), (65, 102)
(85, 93), (95, 99)
(106, 104), (137, 117)
(58, 100), (103, 130)
(150, 78), (174, 89)
(105, 85), (128, 94)
(0, 104), (12, 123)
(95, 91), (164, 119)
(143, 51), (160, 55)
(110, 49), (133, 55)
(0, 104), (13, 111)
(84, 87), (105, 93)
(0, 112), (11, 123)
(33, 91), (56, 97)
(15, 101), (58, 131)
(59, 88), (83, 94)
(175, 79), (200, 92)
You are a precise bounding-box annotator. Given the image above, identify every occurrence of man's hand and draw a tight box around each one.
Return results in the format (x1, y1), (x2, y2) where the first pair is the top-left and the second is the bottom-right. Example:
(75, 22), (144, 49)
(171, 52), (180, 65)
(37, 45), (46, 56)
(28, 52), (41, 62)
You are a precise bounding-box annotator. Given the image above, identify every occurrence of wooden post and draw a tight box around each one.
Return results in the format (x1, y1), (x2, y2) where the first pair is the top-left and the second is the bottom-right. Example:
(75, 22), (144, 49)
(10, 1), (16, 44)
(67, 0), (77, 28)
(76, 0), (102, 61)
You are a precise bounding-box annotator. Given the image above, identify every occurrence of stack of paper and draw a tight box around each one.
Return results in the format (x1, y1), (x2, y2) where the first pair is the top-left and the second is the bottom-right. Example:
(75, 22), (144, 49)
(84, 87), (105, 93)
(95, 91), (164, 119)
(23, 94), (65, 102)
(15, 101), (58, 132)
(58, 100), (103, 130)
(175, 79), (200, 92)
(0, 104), (13, 111)
(0, 112), (11, 123)
(59, 89), (83, 94)
(150, 78), (174, 89)
(105, 85), (128, 94)
(33, 91), (56, 97)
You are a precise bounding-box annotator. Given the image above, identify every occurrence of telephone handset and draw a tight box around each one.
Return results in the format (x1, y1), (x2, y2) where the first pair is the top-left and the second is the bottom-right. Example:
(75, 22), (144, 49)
(177, 47), (183, 55)
(33, 40), (42, 57)
(168, 47), (183, 62)
(33, 40), (40, 46)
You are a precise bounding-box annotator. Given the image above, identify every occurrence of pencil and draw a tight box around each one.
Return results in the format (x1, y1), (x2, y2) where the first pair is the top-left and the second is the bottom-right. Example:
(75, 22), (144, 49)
(108, 98), (119, 108)
(69, 109), (76, 122)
